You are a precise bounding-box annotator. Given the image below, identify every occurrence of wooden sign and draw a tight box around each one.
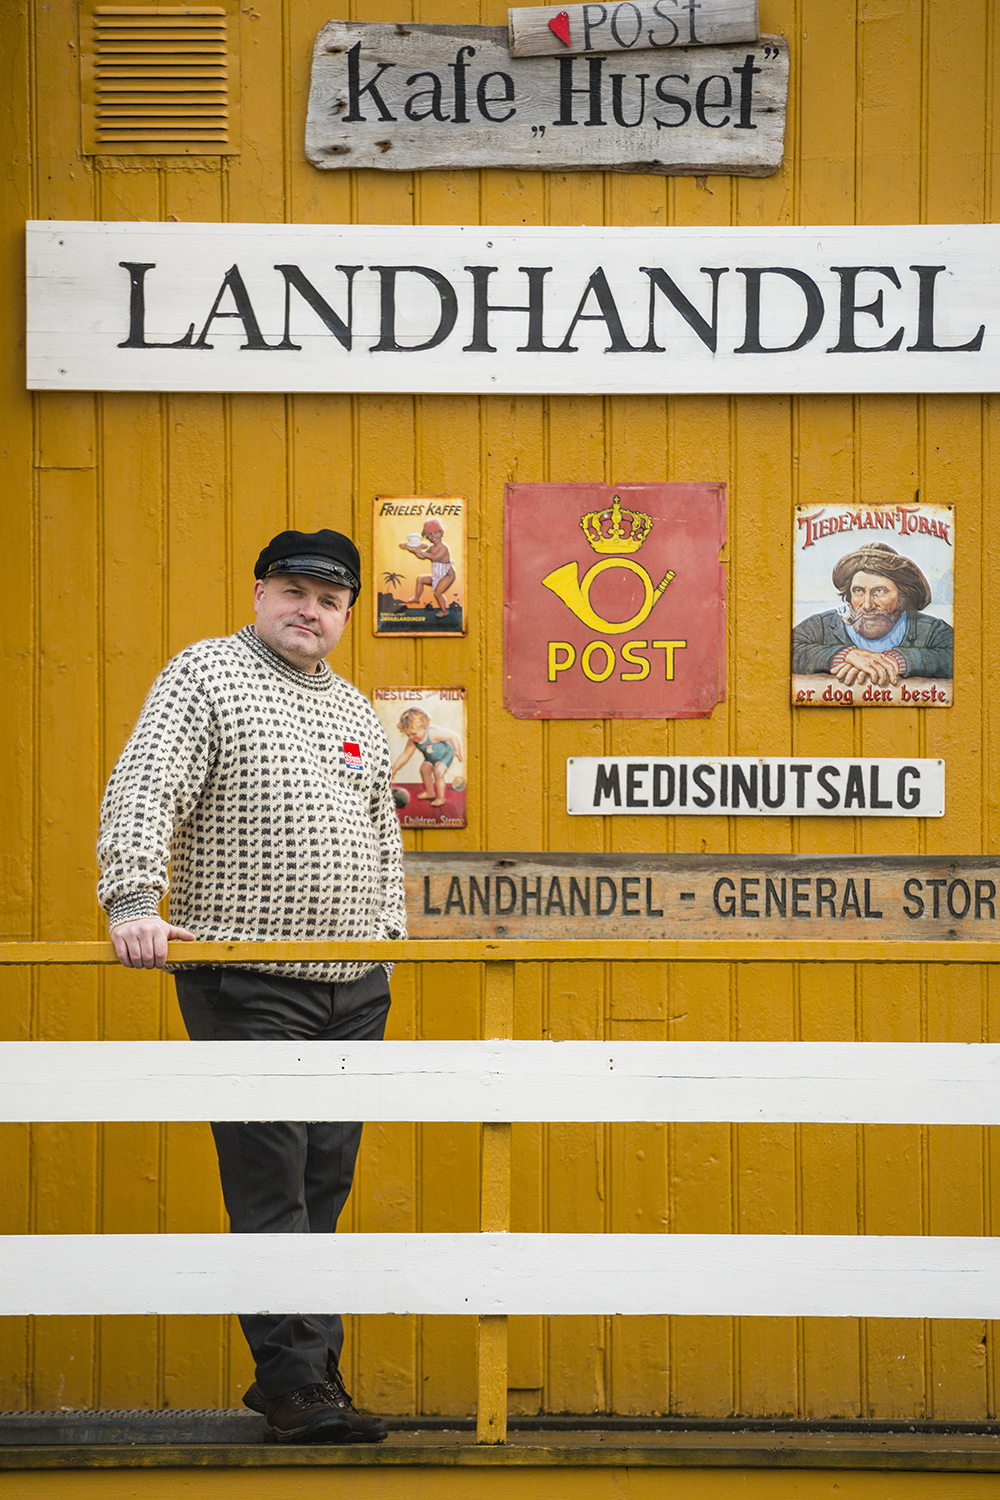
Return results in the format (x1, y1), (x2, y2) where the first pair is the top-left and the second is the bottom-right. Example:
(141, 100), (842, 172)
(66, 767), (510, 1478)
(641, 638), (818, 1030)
(305, 22), (787, 177)
(566, 757), (945, 816)
(505, 483), (726, 720)
(508, 0), (759, 58)
(406, 852), (1000, 939)
(26, 223), (1000, 396)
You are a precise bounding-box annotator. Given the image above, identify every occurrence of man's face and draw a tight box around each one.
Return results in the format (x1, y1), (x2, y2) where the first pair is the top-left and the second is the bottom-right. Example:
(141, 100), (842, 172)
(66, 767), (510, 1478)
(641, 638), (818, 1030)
(848, 570), (902, 639)
(253, 573), (352, 670)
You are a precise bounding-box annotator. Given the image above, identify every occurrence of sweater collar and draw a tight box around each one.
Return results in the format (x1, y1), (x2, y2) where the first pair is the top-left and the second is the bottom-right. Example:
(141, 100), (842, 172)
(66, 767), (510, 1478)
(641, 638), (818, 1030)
(236, 624), (334, 691)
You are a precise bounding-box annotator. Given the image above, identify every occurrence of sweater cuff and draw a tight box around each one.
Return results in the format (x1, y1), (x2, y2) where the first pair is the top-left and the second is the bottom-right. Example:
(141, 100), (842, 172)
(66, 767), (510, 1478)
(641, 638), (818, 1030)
(107, 891), (162, 930)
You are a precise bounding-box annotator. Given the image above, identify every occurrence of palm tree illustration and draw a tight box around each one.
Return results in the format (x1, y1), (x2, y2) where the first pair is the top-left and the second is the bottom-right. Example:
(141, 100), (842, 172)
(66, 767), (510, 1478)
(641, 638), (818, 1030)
(383, 571), (404, 588)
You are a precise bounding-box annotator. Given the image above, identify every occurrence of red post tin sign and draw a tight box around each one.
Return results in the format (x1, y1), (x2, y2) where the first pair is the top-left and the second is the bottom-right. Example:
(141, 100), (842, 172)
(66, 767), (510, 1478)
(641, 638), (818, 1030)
(504, 482), (726, 719)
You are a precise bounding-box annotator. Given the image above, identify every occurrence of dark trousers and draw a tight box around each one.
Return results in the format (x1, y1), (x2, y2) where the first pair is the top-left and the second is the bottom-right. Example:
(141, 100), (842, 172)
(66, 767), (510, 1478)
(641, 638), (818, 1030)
(174, 965), (391, 1398)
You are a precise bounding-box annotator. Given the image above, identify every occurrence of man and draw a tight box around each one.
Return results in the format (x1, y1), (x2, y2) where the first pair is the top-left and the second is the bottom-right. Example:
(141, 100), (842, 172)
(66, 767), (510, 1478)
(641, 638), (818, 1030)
(98, 528), (406, 1445)
(792, 541), (953, 686)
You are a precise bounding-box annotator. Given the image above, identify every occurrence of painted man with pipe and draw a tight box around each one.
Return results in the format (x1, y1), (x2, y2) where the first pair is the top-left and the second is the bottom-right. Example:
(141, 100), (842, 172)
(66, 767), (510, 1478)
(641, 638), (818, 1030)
(792, 541), (953, 688)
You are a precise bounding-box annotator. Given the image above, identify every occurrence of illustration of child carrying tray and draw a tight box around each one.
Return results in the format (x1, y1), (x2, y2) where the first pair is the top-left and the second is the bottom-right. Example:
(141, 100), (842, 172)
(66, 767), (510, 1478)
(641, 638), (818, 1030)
(391, 708), (464, 808)
(400, 520), (455, 617)
(374, 494), (466, 637)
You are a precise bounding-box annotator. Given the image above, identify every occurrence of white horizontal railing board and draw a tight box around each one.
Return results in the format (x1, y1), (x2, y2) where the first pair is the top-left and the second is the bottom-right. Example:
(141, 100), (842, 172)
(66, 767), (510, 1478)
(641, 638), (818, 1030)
(3, 1041), (1000, 1124)
(3, 1234), (1000, 1319)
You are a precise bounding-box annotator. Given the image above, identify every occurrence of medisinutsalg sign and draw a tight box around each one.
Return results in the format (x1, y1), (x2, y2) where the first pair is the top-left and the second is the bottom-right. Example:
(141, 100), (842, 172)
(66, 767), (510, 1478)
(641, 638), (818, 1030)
(25, 222), (1000, 395)
(566, 757), (945, 816)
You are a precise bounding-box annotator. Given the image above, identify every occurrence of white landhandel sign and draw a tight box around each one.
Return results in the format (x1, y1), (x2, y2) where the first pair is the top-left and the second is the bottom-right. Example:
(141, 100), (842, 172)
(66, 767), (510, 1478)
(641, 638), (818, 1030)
(566, 757), (946, 816)
(26, 222), (1000, 395)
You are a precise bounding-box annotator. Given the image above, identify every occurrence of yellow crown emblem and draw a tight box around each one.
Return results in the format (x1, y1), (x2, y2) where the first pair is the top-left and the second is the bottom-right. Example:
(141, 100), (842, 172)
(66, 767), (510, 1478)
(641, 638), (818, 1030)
(580, 496), (653, 554)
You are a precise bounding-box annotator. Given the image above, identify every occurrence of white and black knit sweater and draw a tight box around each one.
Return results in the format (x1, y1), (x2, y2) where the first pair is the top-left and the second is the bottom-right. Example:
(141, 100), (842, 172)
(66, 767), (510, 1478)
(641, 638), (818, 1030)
(97, 625), (406, 982)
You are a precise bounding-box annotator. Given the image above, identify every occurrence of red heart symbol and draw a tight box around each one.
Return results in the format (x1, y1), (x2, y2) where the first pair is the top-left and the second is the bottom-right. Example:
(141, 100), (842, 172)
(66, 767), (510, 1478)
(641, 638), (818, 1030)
(548, 10), (571, 46)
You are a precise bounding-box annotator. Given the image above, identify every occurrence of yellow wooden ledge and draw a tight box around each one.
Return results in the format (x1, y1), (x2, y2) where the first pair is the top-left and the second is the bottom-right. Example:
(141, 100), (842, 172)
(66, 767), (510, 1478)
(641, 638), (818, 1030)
(5, 1430), (1000, 1470)
(2, 939), (999, 965)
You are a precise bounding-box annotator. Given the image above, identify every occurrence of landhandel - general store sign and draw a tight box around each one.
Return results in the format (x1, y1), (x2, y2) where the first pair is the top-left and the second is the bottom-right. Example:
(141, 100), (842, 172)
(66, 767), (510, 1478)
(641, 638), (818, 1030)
(26, 222), (1000, 395)
(406, 853), (1000, 939)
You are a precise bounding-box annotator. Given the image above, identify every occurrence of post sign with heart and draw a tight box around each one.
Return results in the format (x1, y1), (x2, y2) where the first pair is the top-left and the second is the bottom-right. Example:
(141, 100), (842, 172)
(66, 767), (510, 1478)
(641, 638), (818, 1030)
(509, 0), (759, 57)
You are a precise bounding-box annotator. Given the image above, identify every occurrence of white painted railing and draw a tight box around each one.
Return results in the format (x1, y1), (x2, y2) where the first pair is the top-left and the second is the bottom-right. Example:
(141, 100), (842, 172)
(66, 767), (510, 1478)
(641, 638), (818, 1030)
(3, 1038), (999, 1318)
(3, 940), (998, 1439)
(4, 1038), (1000, 1124)
(5, 1232), (1000, 1320)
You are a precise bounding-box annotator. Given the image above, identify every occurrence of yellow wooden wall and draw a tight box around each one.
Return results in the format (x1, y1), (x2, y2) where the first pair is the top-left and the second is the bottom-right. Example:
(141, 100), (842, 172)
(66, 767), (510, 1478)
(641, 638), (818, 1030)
(1, 0), (998, 1420)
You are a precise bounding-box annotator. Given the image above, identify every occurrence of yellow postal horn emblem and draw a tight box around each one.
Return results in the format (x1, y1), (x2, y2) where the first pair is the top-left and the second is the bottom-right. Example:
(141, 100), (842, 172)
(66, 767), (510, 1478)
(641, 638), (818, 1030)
(541, 557), (675, 634)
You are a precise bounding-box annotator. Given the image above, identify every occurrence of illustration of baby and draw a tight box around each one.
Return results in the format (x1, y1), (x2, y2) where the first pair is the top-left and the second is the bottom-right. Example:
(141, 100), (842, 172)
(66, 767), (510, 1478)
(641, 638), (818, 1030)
(391, 708), (464, 808)
(399, 520), (456, 618)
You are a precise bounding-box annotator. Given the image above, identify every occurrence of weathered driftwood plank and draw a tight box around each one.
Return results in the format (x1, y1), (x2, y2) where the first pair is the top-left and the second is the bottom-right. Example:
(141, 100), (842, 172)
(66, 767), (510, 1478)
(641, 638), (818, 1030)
(4, 1232), (1000, 1318)
(508, 0), (759, 58)
(4, 1039), (1000, 1124)
(305, 21), (787, 176)
(405, 852), (1000, 941)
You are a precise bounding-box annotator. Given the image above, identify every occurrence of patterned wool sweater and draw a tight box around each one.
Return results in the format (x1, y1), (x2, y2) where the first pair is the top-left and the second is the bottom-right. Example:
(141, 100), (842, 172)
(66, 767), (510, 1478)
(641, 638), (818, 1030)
(97, 625), (406, 981)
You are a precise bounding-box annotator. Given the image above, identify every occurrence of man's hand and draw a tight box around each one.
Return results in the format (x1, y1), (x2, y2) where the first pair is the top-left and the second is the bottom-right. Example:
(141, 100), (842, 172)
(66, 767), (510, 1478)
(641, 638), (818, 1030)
(832, 648), (901, 687)
(110, 917), (196, 970)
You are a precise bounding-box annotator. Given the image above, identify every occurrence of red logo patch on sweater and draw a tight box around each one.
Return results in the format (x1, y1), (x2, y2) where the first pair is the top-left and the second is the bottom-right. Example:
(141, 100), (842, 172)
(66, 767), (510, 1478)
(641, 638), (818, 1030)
(343, 741), (364, 770)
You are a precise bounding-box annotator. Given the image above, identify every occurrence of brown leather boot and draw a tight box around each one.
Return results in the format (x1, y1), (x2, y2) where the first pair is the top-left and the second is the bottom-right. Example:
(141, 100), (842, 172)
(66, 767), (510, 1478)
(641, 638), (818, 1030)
(263, 1382), (352, 1443)
(247, 1371), (388, 1444)
(324, 1362), (388, 1442)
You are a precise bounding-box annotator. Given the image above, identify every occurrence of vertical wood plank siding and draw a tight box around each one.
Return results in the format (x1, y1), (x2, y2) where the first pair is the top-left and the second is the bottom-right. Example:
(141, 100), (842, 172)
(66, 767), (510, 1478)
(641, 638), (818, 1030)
(1, 0), (997, 1421)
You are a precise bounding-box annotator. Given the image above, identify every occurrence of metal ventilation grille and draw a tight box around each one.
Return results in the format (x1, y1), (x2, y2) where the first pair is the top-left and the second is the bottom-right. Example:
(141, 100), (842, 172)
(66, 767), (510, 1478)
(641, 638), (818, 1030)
(81, 4), (239, 155)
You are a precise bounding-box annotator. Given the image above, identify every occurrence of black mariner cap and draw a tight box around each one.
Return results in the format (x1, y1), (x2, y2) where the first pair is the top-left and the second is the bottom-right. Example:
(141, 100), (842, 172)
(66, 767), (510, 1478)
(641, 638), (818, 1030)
(255, 529), (361, 604)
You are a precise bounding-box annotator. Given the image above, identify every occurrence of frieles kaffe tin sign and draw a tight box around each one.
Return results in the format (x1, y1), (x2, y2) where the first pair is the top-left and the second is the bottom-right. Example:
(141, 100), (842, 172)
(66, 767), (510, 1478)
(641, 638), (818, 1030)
(504, 482), (726, 719)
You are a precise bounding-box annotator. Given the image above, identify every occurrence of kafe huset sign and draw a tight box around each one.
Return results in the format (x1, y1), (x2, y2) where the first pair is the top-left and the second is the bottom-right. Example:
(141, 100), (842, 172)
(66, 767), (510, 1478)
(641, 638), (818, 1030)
(304, 22), (787, 177)
(26, 222), (999, 395)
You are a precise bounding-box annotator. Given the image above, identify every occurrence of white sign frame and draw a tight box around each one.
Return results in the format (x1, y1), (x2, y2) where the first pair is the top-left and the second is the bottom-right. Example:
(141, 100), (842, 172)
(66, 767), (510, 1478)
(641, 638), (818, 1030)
(26, 221), (1000, 395)
(566, 757), (946, 816)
